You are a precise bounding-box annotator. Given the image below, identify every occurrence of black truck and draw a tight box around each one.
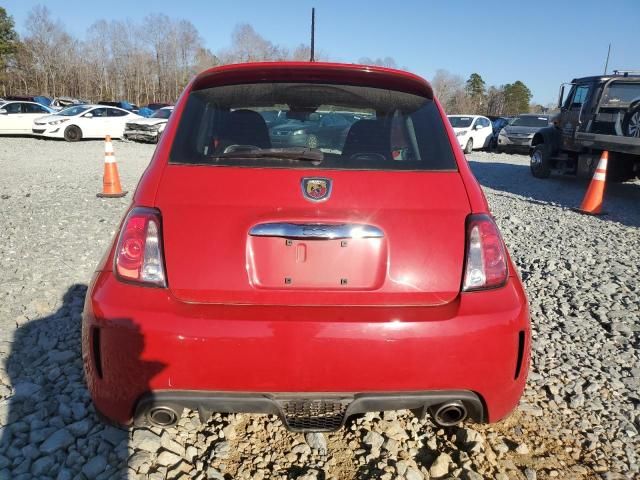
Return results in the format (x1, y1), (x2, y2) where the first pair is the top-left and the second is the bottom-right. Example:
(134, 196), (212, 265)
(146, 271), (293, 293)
(530, 71), (640, 182)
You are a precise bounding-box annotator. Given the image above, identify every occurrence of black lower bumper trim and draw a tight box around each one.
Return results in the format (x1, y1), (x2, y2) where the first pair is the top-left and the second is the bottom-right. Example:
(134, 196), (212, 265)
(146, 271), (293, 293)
(133, 390), (485, 432)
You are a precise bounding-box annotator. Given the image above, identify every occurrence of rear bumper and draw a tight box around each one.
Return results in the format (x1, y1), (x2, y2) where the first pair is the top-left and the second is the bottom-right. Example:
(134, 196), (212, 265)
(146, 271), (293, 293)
(134, 390), (485, 432)
(82, 271), (530, 427)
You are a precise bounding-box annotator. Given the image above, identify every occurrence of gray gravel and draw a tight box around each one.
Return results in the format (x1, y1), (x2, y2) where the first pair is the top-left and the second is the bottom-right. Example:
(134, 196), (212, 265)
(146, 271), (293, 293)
(0, 137), (639, 479)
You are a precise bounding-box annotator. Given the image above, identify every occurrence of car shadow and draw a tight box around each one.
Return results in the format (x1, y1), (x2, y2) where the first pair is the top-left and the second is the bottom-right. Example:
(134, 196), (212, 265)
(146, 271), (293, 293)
(0, 284), (164, 479)
(468, 158), (640, 228)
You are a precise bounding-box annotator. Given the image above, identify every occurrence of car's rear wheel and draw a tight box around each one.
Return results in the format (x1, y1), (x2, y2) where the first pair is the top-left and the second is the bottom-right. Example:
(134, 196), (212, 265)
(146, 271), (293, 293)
(622, 105), (640, 137)
(530, 143), (551, 178)
(307, 134), (319, 149)
(64, 125), (82, 142)
(464, 138), (473, 154)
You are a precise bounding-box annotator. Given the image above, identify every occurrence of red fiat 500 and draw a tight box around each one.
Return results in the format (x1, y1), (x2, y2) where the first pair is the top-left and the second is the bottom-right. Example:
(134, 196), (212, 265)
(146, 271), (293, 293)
(83, 62), (530, 432)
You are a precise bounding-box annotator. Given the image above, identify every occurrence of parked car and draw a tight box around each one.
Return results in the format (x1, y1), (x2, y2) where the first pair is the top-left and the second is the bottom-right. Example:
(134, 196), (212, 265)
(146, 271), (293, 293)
(124, 106), (173, 143)
(259, 109), (288, 128)
(145, 103), (172, 111)
(32, 104), (142, 141)
(50, 96), (87, 110)
(98, 101), (138, 113)
(488, 116), (512, 150)
(269, 111), (354, 150)
(4, 95), (53, 107)
(0, 101), (54, 135)
(83, 62), (530, 433)
(447, 115), (493, 153)
(497, 114), (551, 153)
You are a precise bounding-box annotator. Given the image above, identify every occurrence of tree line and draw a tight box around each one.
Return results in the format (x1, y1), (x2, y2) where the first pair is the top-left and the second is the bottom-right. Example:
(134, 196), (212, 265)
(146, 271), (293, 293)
(0, 6), (316, 105)
(431, 70), (547, 116)
(0, 5), (540, 115)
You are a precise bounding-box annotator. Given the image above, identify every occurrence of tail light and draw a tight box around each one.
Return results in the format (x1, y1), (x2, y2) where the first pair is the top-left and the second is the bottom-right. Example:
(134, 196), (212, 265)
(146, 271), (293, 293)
(462, 214), (508, 291)
(114, 207), (166, 287)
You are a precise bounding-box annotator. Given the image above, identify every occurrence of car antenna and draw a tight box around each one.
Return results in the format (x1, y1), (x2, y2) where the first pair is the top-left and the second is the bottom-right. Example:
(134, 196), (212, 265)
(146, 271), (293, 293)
(603, 43), (611, 75)
(310, 7), (315, 62)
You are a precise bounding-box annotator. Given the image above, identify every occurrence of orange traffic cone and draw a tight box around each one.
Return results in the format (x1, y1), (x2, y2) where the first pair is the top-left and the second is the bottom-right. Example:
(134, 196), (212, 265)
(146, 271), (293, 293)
(577, 151), (608, 215)
(97, 135), (127, 198)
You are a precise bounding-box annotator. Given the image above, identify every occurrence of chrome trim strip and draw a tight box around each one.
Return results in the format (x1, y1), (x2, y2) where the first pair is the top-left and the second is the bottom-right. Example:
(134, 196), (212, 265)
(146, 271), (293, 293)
(249, 223), (384, 239)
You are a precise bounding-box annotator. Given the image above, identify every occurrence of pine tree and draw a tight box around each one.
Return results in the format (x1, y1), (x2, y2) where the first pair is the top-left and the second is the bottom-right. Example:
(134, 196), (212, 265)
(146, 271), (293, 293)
(465, 73), (486, 98)
(0, 7), (18, 67)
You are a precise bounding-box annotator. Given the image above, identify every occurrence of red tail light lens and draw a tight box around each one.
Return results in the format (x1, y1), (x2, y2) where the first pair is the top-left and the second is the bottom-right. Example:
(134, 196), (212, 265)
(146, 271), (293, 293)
(114, 207), (166, 287)
(463, 214), (508, 291)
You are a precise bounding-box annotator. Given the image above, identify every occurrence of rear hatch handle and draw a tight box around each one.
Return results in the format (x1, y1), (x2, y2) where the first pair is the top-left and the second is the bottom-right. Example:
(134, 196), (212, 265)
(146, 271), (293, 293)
(249, 223), (384, 240)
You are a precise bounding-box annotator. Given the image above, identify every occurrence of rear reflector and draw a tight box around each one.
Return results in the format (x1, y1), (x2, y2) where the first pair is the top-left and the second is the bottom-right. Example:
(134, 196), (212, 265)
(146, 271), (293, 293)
(114, 207), (166, 287)
(462, 214), (508, 291)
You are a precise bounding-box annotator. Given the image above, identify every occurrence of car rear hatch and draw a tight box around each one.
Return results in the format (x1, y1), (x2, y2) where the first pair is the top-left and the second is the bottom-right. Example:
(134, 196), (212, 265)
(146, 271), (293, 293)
(152, 68), (470, 306)
(155, 166), (469, 306)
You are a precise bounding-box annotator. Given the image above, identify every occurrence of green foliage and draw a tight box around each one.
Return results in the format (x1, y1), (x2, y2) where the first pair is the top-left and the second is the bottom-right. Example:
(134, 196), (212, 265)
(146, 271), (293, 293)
(503, 81), (533, 115)
(465, 73), (486, 98)
(0, 7), (18, 61)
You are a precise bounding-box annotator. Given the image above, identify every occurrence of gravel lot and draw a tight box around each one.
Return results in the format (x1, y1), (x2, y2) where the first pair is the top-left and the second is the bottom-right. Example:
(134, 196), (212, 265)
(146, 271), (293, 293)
(0, 137), (639, 480)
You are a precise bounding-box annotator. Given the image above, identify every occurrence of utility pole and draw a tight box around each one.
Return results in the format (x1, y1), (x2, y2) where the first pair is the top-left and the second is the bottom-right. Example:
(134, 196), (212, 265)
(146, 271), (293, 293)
(310, 8), (315, 62)
(604, 43), (611, 75)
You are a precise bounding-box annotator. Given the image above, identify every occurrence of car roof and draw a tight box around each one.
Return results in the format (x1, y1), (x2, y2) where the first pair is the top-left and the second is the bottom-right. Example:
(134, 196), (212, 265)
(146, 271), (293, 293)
(55, 104), (130, 113)
(573, 74), (640, 84)
(191, 62), (434, 99)
(2, 100), (46, 105)
(1, 100), (51, 110)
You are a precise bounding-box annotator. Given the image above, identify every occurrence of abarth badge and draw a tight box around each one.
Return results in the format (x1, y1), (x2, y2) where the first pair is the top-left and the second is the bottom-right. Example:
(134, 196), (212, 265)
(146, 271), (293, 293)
(301, 177), (331, 202)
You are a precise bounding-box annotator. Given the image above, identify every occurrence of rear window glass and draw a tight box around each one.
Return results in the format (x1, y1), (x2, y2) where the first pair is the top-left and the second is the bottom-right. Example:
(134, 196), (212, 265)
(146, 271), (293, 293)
(601, 82), (640, 106)
(170, 82), (456, 171)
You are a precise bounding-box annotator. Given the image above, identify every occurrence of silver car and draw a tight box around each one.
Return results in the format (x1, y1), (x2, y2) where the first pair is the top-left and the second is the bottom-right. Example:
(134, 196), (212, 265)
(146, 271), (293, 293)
(497, 114), (551, 153)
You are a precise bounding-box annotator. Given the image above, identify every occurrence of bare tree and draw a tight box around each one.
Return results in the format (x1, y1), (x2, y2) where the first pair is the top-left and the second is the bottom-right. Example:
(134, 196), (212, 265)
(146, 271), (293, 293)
(219, 24), (288, 64)
(358, 56), (398, 69)
(0, 8), (537, 114)
(431, 69), (465, 113)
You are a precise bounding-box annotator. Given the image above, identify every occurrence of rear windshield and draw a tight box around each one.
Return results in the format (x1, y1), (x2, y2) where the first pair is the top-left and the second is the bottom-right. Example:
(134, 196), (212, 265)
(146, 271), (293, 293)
(448, 116), (473, 128)
(510, 116), (549, 127)
(170, 82), (456, 171)
(601, 82), (640, 106)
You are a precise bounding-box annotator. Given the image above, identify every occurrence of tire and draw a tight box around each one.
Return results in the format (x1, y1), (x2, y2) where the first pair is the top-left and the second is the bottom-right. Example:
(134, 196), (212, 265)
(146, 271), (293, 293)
(63, 125), (82, 142)
(306, 134), (319, 149)
(464, 138), (473, 154)
(622, 105), (640, 138)
(530, 143), (551, 178)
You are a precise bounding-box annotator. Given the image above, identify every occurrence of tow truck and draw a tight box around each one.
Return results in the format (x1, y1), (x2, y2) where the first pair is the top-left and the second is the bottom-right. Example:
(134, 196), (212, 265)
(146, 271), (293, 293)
(530, 71), (640, 182)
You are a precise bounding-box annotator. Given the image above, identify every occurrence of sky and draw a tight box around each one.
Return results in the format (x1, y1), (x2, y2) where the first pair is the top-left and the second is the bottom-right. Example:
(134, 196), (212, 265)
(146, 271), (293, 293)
(3, 0), (639, 104)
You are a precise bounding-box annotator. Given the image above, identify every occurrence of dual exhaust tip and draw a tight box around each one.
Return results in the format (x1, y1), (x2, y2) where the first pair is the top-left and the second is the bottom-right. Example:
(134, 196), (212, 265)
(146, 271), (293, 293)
(147, 406), (180, 427)
(430, 401), (468, 427)
(145, 400), (468, 429)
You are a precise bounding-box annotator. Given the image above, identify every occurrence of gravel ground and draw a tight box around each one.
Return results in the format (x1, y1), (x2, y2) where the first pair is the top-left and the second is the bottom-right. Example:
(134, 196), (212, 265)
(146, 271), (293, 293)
(0, 137), (639, 480)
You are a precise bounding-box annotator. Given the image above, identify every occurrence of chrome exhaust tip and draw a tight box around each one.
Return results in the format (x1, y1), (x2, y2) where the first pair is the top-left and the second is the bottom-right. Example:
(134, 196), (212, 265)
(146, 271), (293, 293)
(430, 401), (468, 427)
(147, 406), (179, 427)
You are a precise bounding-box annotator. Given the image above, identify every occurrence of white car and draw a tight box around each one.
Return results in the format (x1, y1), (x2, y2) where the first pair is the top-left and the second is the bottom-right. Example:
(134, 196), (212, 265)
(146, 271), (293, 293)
(448, 115), (493, 154)
(124, 106), (174, 143)
(0, 101), (54, 135)
(32, 104), (142, 141)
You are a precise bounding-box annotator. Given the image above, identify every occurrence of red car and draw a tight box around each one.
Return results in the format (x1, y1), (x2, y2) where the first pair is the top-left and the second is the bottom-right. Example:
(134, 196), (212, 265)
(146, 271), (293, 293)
(83, 62), (530, 432)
